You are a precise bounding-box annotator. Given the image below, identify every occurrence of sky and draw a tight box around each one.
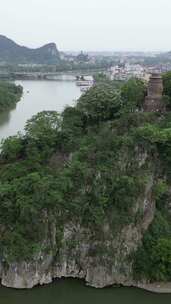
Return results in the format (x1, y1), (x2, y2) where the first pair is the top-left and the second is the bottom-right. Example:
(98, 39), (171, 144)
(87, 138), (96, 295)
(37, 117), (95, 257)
(0, 0), (171, 52)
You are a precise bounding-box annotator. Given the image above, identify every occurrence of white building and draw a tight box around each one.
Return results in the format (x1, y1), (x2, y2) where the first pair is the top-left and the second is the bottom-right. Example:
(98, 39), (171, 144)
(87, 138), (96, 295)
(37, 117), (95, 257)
(110, 64), (147, 81)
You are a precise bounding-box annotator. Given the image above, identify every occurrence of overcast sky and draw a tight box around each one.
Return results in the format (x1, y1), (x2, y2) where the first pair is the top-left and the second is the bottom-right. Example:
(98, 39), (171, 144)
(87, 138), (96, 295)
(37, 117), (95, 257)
(1, 0), (171, 52)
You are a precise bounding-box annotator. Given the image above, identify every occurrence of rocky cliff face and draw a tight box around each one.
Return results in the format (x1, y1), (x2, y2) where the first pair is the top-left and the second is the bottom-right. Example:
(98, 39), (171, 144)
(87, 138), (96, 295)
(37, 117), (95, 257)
(0, 162), (156, 289)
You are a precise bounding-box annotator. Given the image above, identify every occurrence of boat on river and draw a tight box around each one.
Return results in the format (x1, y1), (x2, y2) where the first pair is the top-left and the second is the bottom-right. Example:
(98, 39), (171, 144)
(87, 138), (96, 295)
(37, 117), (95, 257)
(76, 75), (94, 87)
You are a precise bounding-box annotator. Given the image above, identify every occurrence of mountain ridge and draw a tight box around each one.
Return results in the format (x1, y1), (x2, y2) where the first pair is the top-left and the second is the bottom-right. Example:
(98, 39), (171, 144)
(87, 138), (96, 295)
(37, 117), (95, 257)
(0, 35), (60, 64)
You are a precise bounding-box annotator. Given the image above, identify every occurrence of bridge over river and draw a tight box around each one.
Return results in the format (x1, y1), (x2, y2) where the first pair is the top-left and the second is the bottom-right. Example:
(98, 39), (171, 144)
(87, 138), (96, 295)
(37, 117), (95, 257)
(0, 68), (105, 81)
(0, 71), (78, 81)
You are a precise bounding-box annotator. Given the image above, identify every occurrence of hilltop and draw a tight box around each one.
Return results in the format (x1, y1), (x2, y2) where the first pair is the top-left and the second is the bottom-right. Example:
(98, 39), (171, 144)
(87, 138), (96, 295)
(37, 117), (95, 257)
(0, 35), (60, 64)
(0, 77), (170, 290)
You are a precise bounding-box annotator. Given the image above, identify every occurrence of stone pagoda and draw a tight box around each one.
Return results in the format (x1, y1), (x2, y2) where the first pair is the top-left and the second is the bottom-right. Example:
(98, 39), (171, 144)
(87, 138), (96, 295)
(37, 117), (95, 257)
(144, 73), (165, 112)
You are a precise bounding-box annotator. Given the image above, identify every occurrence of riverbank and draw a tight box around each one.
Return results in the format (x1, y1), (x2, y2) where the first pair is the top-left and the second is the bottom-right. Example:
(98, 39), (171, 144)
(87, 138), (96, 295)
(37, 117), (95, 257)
(135, 282), (171, 294)
(0, 278), (171, 294)
(0, 81), (23, 112)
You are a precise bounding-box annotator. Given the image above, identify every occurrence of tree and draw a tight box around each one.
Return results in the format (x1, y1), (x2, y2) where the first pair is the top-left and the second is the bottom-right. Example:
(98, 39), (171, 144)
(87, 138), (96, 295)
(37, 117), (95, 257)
(162, 72), (171, 109)
(25, 111), (61, 144)
(0, 135), (24, 161)
(93, 72), (108, 83)
(0, 82), (23, 112)
(24, 111), (62, 161)
(61, 106), (85, 151)
(77, 84), (122, 125)
(121, 78), (146, 112)
(151, 238), (171, 281)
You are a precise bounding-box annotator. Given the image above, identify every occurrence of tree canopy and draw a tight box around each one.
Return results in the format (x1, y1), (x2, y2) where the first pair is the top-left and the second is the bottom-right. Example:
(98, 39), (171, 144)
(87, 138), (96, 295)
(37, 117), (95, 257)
(0, 81), (22, 112)
(0, 76), (170, 284)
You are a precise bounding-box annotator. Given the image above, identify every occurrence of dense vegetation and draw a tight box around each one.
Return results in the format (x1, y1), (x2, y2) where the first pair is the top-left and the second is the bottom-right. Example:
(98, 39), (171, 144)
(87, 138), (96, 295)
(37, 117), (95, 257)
(0, 77), (170, 284)
(132, 115), (171, 282)
(0, 81), (22, 111)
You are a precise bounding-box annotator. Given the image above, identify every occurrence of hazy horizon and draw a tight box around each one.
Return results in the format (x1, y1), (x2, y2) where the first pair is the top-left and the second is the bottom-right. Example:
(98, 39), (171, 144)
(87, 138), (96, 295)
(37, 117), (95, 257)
(1, 0), (171, 52)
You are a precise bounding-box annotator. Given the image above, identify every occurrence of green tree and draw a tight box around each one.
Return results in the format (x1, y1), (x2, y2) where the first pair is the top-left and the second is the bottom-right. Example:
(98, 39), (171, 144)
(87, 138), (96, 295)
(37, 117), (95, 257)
(162, 72), (171, 109)
(77, 84), (122, 125)
(151, 238), (171, 281)
(0, 82), (22, 112)
(25, 111), (61, 142)
(24, 111), (62, 162)
(61, 106), (85, 151)
(121, 78), (146, 112)
(0, 135), (24, 161)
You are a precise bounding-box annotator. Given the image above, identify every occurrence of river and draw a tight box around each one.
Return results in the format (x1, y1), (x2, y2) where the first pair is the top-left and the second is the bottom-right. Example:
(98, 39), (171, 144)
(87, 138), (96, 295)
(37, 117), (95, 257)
(0, 79), (81, 142)
(0, 80), (171, 302)
(0, 279), (171, 304)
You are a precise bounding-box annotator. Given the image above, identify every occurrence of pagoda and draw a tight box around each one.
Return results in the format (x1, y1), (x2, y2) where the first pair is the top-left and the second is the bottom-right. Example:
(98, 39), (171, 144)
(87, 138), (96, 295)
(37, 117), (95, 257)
(144, 73), (165, 112)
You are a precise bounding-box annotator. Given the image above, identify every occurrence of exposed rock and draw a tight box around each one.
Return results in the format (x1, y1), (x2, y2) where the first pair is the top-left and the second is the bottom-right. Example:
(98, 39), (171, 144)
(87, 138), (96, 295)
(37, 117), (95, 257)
(0, 176), (156, 289)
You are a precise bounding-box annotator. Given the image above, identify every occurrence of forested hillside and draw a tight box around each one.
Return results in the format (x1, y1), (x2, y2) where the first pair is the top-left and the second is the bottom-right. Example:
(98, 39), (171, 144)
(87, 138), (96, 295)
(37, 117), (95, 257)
(0, 77), (170, 288)
(0, 35), (60, 64)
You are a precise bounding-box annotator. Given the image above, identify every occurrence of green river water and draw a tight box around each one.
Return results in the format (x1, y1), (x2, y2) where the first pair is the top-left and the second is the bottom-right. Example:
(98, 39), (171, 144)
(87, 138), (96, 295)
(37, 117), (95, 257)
(0, 279), (171, 304)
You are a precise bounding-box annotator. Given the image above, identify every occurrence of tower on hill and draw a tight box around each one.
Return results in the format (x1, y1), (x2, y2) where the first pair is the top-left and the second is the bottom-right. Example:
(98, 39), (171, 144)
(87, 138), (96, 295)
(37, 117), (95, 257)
(144, 73), (165, 112)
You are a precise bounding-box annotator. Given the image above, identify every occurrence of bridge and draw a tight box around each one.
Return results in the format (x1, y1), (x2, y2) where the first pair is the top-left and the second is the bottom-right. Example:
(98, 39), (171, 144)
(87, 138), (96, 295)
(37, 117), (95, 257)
(0, 70), (97, 81)
(0, 71), (77, 80)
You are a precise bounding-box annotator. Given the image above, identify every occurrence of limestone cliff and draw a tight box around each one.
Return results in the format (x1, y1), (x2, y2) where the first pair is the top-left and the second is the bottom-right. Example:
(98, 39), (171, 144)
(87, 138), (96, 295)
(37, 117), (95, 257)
(0, 81), (171, 290)
(0, 155), (156, 289)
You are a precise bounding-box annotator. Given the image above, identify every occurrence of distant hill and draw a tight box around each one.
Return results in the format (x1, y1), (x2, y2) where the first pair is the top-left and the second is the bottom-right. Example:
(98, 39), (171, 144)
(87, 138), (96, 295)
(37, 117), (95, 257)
(0, 35), (60, 64)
